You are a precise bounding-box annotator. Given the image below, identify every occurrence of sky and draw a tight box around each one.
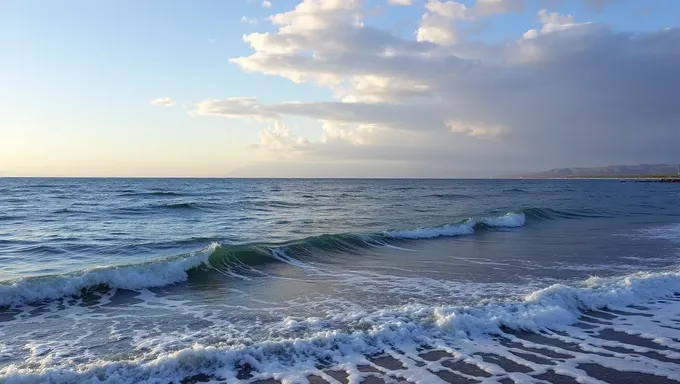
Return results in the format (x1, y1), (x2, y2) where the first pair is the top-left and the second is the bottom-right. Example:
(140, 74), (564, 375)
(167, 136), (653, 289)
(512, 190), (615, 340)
(1, 0), (679, 177)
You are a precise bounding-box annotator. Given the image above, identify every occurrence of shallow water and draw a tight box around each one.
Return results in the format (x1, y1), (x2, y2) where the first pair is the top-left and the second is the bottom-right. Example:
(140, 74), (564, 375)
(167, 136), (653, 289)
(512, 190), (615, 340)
(1, 178), (680, 383)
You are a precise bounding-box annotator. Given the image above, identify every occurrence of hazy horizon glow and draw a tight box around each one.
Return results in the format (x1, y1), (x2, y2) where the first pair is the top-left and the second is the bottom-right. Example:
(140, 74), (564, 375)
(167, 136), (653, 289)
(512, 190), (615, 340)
(2, 0), (679, 177)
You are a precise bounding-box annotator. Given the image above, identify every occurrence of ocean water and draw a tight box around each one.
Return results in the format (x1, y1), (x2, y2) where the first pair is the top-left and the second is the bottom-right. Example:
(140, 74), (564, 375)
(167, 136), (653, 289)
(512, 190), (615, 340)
(1, 178), (680, 384)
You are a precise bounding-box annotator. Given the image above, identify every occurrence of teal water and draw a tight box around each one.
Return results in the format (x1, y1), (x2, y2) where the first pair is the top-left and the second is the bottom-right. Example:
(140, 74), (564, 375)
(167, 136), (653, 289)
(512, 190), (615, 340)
(1, 179), (680, 383)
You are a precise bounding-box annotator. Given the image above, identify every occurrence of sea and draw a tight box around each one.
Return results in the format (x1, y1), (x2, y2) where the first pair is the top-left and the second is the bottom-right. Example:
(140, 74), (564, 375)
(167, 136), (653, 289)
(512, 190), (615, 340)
(1, 178), (680, 384)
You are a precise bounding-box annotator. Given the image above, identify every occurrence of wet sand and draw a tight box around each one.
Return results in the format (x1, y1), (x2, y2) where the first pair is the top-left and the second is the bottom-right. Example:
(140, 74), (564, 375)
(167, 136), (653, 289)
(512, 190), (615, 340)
(180, 297), (680, 383)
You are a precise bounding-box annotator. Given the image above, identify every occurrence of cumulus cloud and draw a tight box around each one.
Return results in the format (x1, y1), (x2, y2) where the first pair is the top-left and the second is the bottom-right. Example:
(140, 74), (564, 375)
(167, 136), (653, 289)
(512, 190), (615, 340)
(415, 0), (526, 44)
(523, 9), (578, 38)
(388, 0), (414, 5)
(425, 0), (469, 19)
(416, 12), (460, 45)
(151, 97), (175, 107)
(192, 0), (680, 175)
(252, 121), (310, 155)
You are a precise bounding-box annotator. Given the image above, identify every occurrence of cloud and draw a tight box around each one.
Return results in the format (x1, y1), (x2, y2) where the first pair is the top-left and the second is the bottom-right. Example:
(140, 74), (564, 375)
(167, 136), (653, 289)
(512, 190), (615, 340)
(523, 9), (578, 38)
(251, 121), (310, 157)
(416, 12), (460, 45)
(241, 16), (258, 24)
(446, 120), (506, 138)
(192, 0), (680, 175)
(261, 0), (272, 8)
(425, 0), (469, 19)
(387, 0), (414, 5)
(194, 97), (281, 120)
(151, 97), (175, 107)
(414, 0), (527, 46)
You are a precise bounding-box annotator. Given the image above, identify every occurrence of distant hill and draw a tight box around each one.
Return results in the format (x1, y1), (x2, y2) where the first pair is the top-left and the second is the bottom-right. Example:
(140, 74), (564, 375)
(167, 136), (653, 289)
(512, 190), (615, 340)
(511, 164), (680, 178)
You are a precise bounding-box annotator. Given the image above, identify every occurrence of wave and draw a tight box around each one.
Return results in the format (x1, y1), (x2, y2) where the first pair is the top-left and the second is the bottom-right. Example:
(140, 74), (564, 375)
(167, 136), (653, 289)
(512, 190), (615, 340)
(262, 200), (304, 208)
(117, 191), (185, 197)
(52, 208), (93, 214)
(4, 268), (680, 383)
(158, 202), (201, 210)
(521, 207), (614, 220)
(0, 215), (25, 221)
(503, 188), (528, 193)
(425, 193), (473, 199)
(0, 208), (588, 307)
(385, 212), (526, 239)
(119, 202), (204, 213)
(0, 235), (376, 307)
(0, 246), (215, 307)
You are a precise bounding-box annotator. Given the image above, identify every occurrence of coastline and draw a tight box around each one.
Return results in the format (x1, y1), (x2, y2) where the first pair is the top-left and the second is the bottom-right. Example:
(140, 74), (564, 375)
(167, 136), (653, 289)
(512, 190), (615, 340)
(504, 175), (680, 181)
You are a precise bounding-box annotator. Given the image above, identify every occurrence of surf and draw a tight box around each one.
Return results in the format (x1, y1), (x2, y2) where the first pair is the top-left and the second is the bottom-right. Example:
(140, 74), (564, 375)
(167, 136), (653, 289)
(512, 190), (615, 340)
(3, 267), (680, 383)
(0, 210), (543, 307)
(0, 207), (622, 307)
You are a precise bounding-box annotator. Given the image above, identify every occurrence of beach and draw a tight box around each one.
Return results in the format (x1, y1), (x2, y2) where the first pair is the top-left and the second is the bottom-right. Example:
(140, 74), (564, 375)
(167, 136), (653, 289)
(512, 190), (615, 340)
(1, 178), (680, 383)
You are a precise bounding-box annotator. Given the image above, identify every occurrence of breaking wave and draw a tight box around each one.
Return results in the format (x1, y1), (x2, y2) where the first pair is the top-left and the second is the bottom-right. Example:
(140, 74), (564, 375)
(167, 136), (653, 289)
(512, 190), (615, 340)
(3, 267), (680, 383)
(0, 208), (598, 307)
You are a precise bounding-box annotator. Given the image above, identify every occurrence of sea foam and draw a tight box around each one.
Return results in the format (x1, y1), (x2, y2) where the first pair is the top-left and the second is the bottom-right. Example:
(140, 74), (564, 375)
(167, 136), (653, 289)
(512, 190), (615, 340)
(0, 244), (217, 307)
(0, 212), (529, 307)
(3, 267), (680, 384)
(385, 212), (526, 239)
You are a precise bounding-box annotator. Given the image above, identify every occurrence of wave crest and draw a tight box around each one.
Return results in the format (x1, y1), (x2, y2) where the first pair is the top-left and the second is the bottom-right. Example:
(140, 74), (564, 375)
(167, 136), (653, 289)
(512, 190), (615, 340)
(385, 212), (526, 239)
(4, 267), (680, 383)
(0, 245), (217, 307)
(0, 209), (564, 306)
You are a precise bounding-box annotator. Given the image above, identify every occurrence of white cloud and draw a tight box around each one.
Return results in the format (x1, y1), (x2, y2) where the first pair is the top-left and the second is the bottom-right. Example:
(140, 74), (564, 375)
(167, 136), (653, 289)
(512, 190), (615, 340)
(387, 0), (414, 5)
(194, 97), (281, 121)
(252, 121), (310, 156)
(425, 0), (468, 19)
(421, 0), (525, 20)
(537, 8), (574, 26)
(523, 9), (578, 38)
(446, 120), (506, 138)
(151, 97), (175, 107)
(416, 12), (459, 45)
(261, 0), (272, 8)
(414, 0), (524, 45)
(241, 16), (258, 24)
(190, 0), (680, 175)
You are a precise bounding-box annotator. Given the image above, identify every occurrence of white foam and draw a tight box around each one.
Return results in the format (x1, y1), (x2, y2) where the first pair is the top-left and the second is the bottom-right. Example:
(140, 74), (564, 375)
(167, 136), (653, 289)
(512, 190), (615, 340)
(482, 212), (526, 228)
(638, 223), (680, 242)
(1, 212), (530, 306)
(385, 220), (476, 239)
(385, 212), (526, 239)
(0, 244), (218, 307)
(4, 267), (680, 383)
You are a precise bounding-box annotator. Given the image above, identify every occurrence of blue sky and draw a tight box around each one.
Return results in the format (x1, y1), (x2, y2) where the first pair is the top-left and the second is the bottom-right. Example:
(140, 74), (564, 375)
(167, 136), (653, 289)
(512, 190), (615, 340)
(1, 0), (679, 177)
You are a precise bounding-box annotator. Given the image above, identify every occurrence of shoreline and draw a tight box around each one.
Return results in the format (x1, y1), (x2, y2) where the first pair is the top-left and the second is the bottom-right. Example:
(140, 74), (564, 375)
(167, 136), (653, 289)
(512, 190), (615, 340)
(505, 176), (680, 181)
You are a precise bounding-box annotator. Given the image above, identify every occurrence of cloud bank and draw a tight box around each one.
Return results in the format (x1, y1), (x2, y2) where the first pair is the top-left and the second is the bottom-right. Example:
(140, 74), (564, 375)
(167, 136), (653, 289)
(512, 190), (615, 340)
(197, 0), (680, 176)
